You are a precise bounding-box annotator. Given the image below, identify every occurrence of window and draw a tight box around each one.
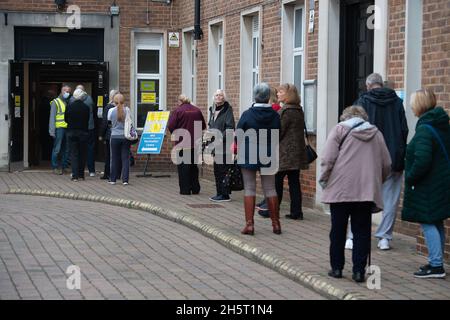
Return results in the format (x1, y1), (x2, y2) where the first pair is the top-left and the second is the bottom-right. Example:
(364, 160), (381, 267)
(208, 21), (225, 110)
(135, 33), (164, 129)
(218, 26), (224, 90)
(293, 7), (304, 97)
(182, 30), (197, 103)
(240, 10), (261, 113)
(252, 16), (260, 90)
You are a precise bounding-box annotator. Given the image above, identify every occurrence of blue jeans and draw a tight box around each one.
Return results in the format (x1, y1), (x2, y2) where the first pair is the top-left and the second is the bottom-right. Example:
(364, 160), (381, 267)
(51, 128), (69, 169)
(421, 222), (446, 267)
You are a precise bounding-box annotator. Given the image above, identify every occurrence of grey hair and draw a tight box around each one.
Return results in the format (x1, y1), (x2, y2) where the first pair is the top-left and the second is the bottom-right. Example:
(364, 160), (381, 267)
(340, 105), (369, 122)
(366, 73), (384, 88)
(109, 89), (119, 104)
(253, 83), (271, 103)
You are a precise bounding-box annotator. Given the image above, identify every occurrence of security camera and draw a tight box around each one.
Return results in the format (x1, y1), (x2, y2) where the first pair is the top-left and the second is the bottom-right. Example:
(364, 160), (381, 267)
(55, 0), (67, 10)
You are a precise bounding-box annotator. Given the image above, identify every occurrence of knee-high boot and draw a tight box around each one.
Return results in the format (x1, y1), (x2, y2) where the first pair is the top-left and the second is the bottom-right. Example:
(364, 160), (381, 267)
(241, 196), (255, 235)
(267, 196), (282, 234)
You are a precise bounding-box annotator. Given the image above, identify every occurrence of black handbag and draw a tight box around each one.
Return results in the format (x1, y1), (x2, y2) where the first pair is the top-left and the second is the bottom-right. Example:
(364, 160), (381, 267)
(223, 160), (244, 191)
(304, 122), (317, 164)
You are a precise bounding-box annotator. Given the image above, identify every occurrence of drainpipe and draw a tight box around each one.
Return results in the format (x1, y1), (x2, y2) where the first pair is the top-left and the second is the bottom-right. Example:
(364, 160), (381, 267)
(194, 0), (203, 40)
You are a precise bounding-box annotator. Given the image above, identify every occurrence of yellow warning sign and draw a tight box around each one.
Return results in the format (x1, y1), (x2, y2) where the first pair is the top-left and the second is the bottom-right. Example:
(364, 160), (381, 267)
(142, 92), (156, 104)
(97, 96), (104, 107)
(15, 95), (21, 107)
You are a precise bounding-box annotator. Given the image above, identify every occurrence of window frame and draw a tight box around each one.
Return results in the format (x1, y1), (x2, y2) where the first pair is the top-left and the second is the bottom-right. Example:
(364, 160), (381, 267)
(135, 44), (163, 129)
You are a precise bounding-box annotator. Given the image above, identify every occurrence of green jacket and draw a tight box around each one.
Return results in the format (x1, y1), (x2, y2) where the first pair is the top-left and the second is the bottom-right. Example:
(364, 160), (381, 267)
(402, 107), (450, 224)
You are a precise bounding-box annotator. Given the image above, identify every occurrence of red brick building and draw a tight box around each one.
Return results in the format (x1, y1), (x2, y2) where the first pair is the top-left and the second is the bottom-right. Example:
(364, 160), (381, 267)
(0, 0), (448, 261)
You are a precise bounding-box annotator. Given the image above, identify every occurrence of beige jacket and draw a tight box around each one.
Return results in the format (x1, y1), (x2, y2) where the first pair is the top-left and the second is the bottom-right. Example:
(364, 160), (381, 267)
(319, 118), (391, 210)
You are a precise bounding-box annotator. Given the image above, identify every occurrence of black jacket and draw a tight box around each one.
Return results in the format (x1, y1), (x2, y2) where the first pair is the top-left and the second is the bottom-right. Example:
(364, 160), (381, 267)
(65, 100), (90, 131)
(101, 103), (115, 140)
(208, 101), (235, 134)
(356, 87), (409, 172)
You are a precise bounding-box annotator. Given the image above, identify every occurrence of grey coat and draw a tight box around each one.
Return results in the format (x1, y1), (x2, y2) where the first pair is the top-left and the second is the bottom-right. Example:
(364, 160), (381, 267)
(278, 104), (308, 172)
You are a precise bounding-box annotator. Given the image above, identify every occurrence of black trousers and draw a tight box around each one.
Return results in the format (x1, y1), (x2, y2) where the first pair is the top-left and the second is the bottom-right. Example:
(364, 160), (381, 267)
(330, 202), (372, 274)
(67, 130), (89, 179)
(275, 170), (302, 215)
(177, 149), (200, 195)
(213, 163), (231, 196)
(103, 139), (111, 178)
(110, 138), (130, 183)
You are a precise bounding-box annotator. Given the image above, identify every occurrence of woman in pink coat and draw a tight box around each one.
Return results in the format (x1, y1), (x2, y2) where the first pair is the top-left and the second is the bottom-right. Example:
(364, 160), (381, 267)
(319, 106), (391, 283)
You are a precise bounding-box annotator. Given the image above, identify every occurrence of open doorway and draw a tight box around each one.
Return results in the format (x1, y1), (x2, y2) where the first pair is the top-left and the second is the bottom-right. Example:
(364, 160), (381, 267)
(27, 61), (109, 168)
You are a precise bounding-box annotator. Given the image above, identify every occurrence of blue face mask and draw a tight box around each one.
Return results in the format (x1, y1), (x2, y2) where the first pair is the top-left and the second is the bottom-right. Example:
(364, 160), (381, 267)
(63, 92), (70, 99)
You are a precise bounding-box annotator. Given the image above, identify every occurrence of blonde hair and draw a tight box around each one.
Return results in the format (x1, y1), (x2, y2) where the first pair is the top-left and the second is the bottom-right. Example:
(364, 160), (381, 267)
(114, 93), (126, 122)
(178, 94), (191, 104)
(340, 106), (369, 122)
(277, 83), (301, 105)
(269, 87), (278, 104)
(411, 88), (437, 117)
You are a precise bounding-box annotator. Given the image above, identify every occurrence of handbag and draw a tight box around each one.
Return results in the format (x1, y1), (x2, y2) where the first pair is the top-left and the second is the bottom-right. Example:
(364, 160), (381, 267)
(304, 121), (317, 164)
(223, 158), (244, 191)
(124, 108), (139, 143)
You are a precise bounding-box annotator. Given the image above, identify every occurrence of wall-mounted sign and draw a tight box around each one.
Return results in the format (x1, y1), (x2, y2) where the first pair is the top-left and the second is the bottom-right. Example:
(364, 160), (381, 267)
(303, 80), (317, 133)
(141, 92), (156, 104)
(15, 95), (21, 107)
(141, 80), (156, 92)
(308, 10), (315, 33)
(169, 32), (180, 48)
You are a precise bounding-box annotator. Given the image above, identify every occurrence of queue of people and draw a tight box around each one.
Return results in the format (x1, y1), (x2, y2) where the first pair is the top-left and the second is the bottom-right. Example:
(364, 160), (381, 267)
(48, 74), (449, 282)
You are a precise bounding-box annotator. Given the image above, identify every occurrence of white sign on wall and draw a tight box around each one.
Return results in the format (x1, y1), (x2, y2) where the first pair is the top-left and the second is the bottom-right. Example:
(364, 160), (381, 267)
(169, 32), (180, 48)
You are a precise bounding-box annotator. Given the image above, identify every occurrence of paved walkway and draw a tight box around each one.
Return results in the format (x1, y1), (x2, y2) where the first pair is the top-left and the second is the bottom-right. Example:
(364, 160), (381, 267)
(0, 171), (449, 300)
(0, 194), (322, 300)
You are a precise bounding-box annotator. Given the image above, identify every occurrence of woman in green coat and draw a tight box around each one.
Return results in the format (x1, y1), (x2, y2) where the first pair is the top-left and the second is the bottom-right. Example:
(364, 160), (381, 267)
(402, 88), (450, 279)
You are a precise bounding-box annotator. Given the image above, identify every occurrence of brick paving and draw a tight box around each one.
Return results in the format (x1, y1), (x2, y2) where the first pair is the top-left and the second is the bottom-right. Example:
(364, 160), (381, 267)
(0, 194), (323, 300)
(0, 171), (449, 300)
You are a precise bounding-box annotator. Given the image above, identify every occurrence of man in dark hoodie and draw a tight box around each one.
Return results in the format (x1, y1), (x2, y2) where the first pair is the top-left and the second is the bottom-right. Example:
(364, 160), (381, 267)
(355, 73), (409, 251)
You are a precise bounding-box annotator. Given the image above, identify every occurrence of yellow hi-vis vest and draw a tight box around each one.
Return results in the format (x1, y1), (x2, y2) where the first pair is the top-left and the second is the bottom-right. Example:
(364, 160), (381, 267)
(53, 98), (68, 129)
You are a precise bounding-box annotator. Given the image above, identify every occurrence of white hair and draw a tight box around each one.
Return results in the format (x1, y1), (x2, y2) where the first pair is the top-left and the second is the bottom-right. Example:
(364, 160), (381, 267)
(213, 89), (227, 102)
(73, 88), (87, 100)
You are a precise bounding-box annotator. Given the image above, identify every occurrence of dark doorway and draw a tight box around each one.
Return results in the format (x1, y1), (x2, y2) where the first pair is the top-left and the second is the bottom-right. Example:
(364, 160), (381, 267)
(28, 62), (109, 168)
(339, 0), (374, 115)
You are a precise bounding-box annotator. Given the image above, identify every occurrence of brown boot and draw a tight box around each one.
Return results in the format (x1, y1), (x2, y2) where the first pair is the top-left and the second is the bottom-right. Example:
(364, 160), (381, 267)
(241, 196), (255, 235)
(267, 196), (281, 234)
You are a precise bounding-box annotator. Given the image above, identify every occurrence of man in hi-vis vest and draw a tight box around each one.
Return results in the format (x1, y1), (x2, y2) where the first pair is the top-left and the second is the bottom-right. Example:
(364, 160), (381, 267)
(49, 85), (72, 175)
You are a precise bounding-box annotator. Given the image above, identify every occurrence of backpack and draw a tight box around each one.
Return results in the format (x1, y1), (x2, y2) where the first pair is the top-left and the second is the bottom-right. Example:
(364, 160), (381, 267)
(124, 108), (138, 142)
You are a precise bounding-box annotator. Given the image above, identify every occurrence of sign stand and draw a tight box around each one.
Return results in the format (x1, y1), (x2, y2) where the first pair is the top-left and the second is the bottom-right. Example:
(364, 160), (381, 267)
(136, 111), (172, 179)
(136, 155), (170, 178)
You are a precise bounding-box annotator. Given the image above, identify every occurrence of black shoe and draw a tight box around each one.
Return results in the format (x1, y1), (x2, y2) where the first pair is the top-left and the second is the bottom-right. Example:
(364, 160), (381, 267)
(352, 272), (365, 283)
(100, 175), (109, 180)
(258, 209), (270, 218)
(328, 270), (343, 279)
(414, 265), (446, 279)
(285, 213), (304, 220)
(209, 195), (231, 202)
(180, 191), (191, 195)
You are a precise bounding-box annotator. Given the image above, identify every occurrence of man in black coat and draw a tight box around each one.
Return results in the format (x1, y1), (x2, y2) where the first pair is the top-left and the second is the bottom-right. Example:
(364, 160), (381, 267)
(65, 89), (91, 181)
(354, 73), (409, 250)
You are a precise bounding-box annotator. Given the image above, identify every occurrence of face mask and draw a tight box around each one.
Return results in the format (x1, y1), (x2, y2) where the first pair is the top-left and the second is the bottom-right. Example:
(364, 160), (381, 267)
(63, 92), (70, 99)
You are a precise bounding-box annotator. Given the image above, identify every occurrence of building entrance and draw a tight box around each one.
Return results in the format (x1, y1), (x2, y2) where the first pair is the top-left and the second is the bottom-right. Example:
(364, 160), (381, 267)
(9, 61), (109, 170)
(339, 0), (375, 115)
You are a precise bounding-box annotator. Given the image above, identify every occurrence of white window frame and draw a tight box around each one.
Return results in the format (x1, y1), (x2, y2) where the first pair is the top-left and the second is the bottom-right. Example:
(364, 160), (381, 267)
(131, 31), (166, 130)
(240, 7), (262, 114)
(293, 5), (305, 105)
(208, 19), (225, 118)
(182, 28), (197, 104)
(135, 45), (163, 129)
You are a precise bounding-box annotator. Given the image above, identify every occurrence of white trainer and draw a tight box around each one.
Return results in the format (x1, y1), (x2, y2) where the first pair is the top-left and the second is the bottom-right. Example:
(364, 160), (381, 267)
(378, 238), (390, 250)
(345, 238), (353, 250)
(89, 172), (96, 177)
